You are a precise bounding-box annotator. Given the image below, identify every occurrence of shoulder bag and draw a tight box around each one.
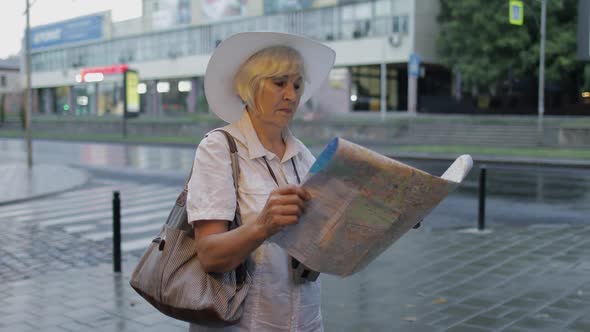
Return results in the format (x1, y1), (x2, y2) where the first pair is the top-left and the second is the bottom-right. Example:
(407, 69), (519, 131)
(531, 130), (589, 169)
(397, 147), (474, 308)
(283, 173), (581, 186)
(130, 129), (250, 326)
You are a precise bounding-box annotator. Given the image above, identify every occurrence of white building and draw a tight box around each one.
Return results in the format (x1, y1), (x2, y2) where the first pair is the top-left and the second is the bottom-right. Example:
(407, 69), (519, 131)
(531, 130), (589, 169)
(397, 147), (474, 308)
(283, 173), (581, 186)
(25, 0), (446, 117)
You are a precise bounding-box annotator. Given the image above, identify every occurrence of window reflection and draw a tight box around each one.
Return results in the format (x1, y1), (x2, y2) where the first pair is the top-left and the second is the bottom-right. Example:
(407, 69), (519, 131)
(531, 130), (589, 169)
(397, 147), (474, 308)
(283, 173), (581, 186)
(30, 2), (411, 72)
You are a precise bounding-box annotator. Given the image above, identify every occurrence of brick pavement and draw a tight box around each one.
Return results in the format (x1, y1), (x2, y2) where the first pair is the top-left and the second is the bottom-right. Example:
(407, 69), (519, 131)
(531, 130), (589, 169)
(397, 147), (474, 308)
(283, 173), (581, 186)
(1, 163), (589, 331)
(1, 222), (589, 331)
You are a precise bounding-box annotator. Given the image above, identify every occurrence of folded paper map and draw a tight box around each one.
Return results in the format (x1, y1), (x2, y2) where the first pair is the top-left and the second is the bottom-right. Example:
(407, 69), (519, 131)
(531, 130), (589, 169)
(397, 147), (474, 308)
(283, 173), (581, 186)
(270, 137), (473, 277)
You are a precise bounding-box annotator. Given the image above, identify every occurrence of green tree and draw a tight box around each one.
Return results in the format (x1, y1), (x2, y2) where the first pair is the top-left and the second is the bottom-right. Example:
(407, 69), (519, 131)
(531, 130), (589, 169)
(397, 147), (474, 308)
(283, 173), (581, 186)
(0, 94), (5, 124)
(437, 0), (583, 97)
(20, 97), (25, 130)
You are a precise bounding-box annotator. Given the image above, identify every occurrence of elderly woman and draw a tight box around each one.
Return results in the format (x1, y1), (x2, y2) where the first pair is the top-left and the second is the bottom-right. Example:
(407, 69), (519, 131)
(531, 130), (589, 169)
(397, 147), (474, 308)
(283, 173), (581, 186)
(187, 32), (335, 331)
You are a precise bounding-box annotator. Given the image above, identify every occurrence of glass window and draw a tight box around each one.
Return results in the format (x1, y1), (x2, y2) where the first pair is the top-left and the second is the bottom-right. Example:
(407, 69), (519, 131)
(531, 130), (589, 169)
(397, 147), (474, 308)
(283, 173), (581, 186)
(374, 18), (388, 36)
(392, 16), (400, 33)
(320, 9), (336, 40)
(55, 86), (71, 114)
(342, 5), (355, 20)
(302, 15), (314, 38)
(355, 3), (372, 19)
(1, 75), (6, 87)
(401, 15), (409, 34)
(139, 36), (151, 61)
(375, 0), (391, 17)
(159, 78), (190, 114)
(341, 22), (355, 39)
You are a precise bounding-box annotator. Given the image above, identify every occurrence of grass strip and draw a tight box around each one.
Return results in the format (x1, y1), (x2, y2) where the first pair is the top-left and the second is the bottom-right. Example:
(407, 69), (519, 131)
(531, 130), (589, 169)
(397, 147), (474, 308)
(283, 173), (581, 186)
(2, 130), (589, 160)
(393, 145), (590, 160)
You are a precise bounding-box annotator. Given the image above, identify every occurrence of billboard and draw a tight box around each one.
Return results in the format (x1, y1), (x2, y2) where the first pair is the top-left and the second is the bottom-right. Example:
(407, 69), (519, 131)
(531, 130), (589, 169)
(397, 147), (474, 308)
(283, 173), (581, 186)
(264, 0), (314, 14)
(202, 0), (248, 20)
(30, 14), (104, 50)
(152, 0), (191, 30)
(125, 70), (140, 114)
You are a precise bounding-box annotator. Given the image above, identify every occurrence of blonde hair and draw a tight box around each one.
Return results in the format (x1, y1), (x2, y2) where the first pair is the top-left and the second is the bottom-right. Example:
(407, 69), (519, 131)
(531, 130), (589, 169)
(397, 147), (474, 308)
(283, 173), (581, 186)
(234, 46), (305, 112)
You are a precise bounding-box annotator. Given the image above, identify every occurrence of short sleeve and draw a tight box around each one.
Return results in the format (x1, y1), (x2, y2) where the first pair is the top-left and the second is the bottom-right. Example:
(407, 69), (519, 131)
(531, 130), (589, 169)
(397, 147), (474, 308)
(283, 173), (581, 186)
(295, 138), (316, 179)
(186, 132), (237, 225)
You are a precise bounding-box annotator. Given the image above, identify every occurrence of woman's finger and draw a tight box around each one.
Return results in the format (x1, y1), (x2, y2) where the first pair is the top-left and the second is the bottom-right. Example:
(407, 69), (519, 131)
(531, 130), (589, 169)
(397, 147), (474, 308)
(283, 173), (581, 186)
(274, 204), (303, 216)
(272, 215), (299, 226)
(273, 186), (311, 201)
(269, 194), (307, 209)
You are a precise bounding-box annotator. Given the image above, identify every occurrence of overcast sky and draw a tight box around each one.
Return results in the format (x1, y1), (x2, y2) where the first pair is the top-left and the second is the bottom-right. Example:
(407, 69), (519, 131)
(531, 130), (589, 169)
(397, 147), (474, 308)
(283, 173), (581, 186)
(0, 0), (142, 59)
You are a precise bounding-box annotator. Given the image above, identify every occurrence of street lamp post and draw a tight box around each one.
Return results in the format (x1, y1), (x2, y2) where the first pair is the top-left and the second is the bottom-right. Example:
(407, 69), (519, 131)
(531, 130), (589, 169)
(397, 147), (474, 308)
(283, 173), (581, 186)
(537, 0), (546, 145)
(25, 0), (33, 168)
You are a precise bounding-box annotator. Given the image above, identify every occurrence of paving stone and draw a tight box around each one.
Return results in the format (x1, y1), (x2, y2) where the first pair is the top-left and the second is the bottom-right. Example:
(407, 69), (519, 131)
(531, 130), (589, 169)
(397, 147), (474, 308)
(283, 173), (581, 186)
(462, 314), (516, 330)
(2, 184), (590, 332)
(549, 298), (589, 311)
(31, 314), (73, 328)
(458, 297), (497, 309)
(498, 326), (535, 332)
(567, 317), (590, 332)
(0, 323), (36, 332)
(446, 324), (491, 332)
(419, 311), (448, 325)
(113, 321), (186, 332)
(502, 297), (543, 310)
(533, 306), (579, 322)
(482, 306), (513, 318)
(519, 290), (562, 301)
(512, 316), (563, 330)
(434, 305), (481, 327)
(37, 327), (71, 332)
(131, 311), (175, 326)
(58, 320), (94, 332)
(499, 309), (529, 321)
(439, 285), (481, 298)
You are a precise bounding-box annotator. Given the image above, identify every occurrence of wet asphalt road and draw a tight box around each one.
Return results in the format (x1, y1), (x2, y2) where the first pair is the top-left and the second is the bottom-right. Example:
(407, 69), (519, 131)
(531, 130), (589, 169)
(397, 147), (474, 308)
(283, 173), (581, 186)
(407, 160), (590, 228)
(1, 138), (588, 229)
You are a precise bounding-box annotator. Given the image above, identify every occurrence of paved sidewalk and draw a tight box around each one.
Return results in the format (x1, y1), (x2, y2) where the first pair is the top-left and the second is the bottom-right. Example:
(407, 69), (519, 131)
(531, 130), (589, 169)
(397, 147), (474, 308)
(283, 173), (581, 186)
(0, 225), (589, 331)
(0, 162), (88, 206)
(1, 162), (589, 331)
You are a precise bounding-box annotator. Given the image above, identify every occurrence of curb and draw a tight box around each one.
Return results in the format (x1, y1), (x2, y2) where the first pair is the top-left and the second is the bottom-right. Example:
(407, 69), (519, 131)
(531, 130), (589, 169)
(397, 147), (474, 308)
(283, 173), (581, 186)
(0, 164), (90, 206)
(0, 181), (89, 207)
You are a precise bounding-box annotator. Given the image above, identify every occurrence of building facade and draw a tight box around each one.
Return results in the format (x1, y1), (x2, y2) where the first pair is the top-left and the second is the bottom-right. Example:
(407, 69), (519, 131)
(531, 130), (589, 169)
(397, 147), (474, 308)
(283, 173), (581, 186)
(0, 57), (21, 115)
(25, 0), (445, 117)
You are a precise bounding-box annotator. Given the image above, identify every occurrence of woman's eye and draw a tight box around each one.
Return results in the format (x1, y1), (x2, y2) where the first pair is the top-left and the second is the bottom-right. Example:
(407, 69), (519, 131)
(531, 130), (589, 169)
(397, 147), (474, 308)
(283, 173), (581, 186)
(294, 84), (301, 90)
(273, 80), (286, 87)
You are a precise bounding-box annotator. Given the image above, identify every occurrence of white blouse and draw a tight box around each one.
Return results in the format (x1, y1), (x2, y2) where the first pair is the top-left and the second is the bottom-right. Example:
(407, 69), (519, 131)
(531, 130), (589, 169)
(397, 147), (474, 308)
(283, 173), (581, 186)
(187, 111), (323, 332)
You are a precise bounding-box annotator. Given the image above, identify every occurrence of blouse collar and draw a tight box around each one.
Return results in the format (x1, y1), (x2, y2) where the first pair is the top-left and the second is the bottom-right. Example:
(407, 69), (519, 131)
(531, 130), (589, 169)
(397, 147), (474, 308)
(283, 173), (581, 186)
(222, 110), (302, 163)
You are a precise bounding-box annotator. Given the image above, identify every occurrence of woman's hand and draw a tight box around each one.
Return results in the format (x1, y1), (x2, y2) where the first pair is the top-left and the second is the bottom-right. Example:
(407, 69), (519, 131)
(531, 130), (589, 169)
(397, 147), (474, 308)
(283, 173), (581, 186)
(256, 185), (312, 238)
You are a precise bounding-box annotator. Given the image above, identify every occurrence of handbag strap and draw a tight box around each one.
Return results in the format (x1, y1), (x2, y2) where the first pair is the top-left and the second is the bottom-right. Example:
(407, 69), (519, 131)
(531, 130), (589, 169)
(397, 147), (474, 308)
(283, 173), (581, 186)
(184, 129), (239, 188)
(185, 129), (242, 226)
(212, 130), (243, 228)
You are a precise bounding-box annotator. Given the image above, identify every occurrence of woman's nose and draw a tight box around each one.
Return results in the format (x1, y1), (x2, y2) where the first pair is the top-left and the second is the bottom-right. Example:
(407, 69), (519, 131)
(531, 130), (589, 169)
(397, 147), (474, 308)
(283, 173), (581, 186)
(283, 83), (296, 101)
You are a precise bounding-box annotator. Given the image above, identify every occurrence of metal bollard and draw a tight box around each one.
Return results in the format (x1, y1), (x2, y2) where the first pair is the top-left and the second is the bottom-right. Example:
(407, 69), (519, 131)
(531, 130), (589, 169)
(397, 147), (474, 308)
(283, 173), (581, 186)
(478, 166), (487, 230)
(113, 191), (122, 272)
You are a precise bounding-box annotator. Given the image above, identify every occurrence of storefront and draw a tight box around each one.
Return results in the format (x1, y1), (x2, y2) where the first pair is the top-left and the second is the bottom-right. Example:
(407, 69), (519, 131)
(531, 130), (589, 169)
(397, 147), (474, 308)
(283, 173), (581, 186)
(34, 64), (140, 117)
(137, 77), (205, 115)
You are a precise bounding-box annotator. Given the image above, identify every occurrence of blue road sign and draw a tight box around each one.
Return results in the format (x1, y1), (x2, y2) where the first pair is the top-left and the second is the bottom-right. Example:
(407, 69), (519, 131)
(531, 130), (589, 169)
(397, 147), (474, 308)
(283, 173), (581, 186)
(408, 53), (421, 77)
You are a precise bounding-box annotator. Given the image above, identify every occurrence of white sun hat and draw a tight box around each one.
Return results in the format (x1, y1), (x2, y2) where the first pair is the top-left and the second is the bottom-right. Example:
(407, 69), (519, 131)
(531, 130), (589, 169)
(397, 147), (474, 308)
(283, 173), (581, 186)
(204, 32), (336, 123)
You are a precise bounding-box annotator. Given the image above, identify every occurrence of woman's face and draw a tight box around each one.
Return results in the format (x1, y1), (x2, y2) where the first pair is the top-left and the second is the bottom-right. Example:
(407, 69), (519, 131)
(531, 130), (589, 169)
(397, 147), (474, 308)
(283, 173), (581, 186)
(251, 74), (303, 129)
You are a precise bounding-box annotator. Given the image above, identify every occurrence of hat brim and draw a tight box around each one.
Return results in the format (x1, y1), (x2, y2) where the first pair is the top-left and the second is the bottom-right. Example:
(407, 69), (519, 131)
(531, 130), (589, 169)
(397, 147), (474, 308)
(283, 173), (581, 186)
(204, 32), (336, 123)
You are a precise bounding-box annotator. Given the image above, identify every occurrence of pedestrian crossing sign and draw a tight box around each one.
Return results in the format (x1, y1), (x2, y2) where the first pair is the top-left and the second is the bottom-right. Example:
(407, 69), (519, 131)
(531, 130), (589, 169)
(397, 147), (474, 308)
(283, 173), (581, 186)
(509, 0), (524, 25)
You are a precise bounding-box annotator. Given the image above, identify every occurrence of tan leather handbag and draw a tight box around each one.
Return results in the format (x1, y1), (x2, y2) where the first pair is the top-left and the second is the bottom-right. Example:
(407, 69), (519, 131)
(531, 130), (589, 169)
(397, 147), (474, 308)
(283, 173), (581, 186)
(130, 130), (250, 326)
